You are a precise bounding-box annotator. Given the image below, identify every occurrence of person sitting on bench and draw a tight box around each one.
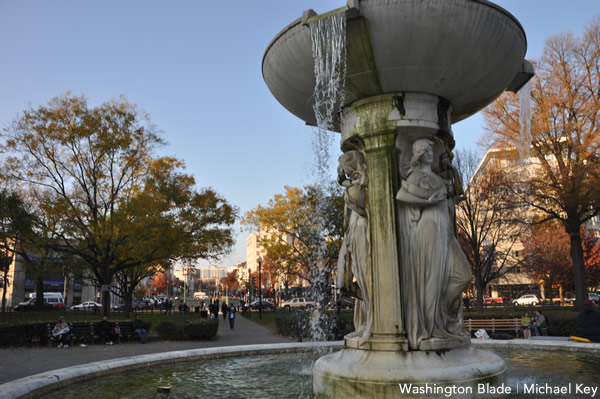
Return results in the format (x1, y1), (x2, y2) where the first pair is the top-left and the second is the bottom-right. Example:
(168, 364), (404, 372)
(98, 315), (118, 345)
(576, 299), (600, 342)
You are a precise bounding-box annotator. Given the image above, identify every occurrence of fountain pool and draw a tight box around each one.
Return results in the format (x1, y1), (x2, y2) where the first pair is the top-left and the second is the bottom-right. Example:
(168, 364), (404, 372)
(9, 342), (598, 399)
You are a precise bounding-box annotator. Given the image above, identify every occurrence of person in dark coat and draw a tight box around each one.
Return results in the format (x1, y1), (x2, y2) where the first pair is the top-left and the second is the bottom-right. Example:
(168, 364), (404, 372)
(576, 299), (600, 342)
(228, 304), (237, 329)
(98, 315), (118, 345)
(221, 301), (228, 320)
(131, 314), (147, 343)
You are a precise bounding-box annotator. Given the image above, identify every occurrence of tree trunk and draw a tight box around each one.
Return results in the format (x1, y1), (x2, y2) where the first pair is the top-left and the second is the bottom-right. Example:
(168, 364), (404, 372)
(124, 294), (133, 318)
(100, 269), (113, 317)
(35, 273), (45, 311)
(567, 225), (587, 310)
(475, 273), (484, 312)
(1, 269), (8, 314)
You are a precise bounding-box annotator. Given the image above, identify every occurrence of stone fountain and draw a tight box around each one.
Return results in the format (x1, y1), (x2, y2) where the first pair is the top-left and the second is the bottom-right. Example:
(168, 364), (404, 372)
(262, 1), (534, 398)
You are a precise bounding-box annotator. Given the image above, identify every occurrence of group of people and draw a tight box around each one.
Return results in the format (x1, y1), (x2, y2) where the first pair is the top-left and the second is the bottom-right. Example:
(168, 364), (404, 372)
(519, 310), (547, 338)
(52, 314), (149, 347)
(518, 300), (600, 342)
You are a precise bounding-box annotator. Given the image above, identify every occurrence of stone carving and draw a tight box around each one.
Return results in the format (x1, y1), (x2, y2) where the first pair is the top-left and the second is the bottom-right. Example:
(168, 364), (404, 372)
(336, 150), (372, 344)
(396, 138), (472, 350)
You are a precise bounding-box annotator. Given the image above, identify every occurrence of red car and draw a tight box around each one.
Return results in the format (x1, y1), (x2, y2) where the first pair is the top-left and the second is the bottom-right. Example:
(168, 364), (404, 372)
(484, 297), (504, 305)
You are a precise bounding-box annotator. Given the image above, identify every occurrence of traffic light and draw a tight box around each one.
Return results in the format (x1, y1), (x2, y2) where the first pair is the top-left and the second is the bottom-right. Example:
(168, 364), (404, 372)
(252, 276), (256, 287)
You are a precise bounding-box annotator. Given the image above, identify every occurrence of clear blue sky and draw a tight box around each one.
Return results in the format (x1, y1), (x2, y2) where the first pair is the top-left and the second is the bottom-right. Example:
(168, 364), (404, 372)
(1, 1), (598, 269)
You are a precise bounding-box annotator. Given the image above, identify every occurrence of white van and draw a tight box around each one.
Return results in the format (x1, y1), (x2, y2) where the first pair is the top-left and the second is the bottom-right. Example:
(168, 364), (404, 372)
(193, 291), (208, 300)
(15, 292), (65, 311)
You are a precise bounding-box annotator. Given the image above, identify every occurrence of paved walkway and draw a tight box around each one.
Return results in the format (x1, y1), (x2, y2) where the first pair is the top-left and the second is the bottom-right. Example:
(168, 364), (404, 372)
(0, 315), (292, 384)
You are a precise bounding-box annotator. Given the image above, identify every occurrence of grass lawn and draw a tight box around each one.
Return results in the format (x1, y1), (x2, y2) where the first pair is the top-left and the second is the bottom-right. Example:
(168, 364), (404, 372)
(241, 310), (281, 333)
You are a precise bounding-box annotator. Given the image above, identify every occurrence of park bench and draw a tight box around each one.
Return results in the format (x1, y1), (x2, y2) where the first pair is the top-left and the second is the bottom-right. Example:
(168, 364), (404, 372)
(71, 322), (96, 344)
(115, 321), (152, 343)
(46, 321), (95, 347)
(464, 318), (521, 337)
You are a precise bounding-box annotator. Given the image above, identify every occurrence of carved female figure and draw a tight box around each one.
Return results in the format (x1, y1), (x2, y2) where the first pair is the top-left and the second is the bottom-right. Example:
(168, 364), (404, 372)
(336, 150), (372, 344)
(396, 139), (471, 350)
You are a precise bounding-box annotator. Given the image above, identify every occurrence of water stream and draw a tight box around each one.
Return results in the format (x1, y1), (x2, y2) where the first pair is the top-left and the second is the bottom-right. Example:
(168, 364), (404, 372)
(518, 80), (532, 164)
(303, 12), (348, 341)
(309, 12), (347, 180)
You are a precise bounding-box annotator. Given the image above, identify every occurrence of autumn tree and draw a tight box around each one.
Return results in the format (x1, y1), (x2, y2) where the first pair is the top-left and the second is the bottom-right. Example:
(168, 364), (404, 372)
(242, 185), (343, 289)
(522, 222), (573, 302)
(2, 94), (237, 315)
(113, 263), (163, 315)
(150, 272), (169, 295)
(454, 149), (526, 311)
(582, 227), (600, 289)
(482, 18), (600, 308)
(0, 189), (34, 314)
(135, 282), (149, 299)
(223, 269), (239, 292)
(524, 223), (600, 301)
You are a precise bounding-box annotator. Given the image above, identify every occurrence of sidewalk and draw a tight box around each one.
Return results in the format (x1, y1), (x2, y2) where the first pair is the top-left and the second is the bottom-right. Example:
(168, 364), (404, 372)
(0, 315), (292, 384)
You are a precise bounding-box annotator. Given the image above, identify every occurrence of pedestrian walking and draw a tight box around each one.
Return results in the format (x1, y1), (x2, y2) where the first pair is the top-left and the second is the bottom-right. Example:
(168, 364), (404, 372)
(228, 304), (236, 329)
(221, 301), (228, 320)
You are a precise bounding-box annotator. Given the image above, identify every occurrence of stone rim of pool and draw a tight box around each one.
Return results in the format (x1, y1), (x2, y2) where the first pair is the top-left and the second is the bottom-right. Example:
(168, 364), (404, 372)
(1, 340), (598, 399)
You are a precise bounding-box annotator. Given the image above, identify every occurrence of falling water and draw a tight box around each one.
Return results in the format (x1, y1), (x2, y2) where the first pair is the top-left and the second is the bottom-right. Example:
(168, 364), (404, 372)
(310, 12), (347, 180)
(306, 12), (347, 341)
(518, 80), (532, 164)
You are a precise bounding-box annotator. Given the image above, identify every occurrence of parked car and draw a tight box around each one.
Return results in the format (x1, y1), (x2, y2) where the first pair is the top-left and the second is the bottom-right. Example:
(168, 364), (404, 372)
(193, 291), (208, 300)
(512, 294), (540, 306)
(14, 292), (65, 311)
(14, 298), (50, 312)
(281, 297), (317, 310)
(566, 292), (600, 305)
(71, 301), (102, 311)
(248, 301), (274, 311)
(133, 299), (152, 310)
(483, 297), (504, 306)
(327, 298), (355, 310)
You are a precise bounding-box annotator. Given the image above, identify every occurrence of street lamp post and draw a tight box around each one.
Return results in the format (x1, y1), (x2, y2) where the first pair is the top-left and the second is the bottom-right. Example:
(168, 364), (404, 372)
(247, 267), (251, 319)
(258, 256), (262, 320)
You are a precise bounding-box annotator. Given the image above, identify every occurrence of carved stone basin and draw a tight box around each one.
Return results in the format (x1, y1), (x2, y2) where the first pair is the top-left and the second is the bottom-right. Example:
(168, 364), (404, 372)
(262, 0), (532, 129)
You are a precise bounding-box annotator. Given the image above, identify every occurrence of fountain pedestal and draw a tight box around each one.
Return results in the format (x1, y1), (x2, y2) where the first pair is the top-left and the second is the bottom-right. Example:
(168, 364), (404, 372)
(262, 2), (533, 397)
(313, 346), (506, 399)
(313, 94), (506, 398)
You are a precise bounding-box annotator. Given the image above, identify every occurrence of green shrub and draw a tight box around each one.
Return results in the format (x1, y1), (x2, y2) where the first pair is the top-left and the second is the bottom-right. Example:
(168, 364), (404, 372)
(275, 311), (352, 340)
(0, 322), (47, 346)
(156, 318), (218, 341)
(182, 318), (218, 340)
(275, 313), (296, 337)
(156, 321), (182, 340)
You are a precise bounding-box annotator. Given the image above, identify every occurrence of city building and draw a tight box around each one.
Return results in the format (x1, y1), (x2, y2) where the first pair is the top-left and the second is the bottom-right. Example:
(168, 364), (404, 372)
(198, 265), (227, 280)
(1, 249), (96, 309)
(468, 146), (600, 301)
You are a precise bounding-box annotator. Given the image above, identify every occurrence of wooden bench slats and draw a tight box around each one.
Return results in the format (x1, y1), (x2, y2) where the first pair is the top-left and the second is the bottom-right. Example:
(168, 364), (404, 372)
(464, 318), (521, 333)
(47, 320), (151, 346)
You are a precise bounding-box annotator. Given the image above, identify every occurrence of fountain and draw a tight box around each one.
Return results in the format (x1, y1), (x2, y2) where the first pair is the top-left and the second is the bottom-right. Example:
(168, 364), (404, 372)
(262, 1), (534, 398)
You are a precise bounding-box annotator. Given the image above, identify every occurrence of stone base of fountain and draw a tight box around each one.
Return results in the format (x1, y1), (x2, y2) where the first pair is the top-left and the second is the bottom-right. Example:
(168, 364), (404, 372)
(313, 346), (506, 399)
